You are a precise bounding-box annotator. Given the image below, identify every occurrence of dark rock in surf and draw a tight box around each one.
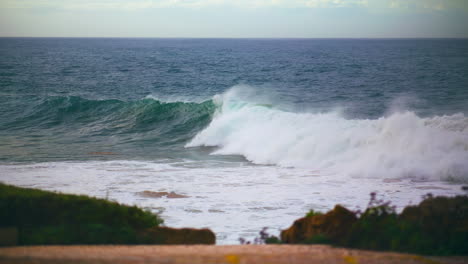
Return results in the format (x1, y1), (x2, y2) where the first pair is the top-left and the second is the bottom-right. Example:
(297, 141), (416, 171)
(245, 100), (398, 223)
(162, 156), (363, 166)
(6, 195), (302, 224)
(137, 191), (189, 198)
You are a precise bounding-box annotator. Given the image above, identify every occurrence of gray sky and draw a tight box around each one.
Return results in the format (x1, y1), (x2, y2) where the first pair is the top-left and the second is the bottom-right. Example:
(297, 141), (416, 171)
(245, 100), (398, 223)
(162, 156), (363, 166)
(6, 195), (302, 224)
(1, 0), (467, 38)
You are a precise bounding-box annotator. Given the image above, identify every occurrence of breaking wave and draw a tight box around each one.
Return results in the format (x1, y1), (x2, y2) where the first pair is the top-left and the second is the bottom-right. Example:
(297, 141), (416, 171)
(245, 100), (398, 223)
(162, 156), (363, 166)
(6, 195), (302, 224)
(187, 88), (468, 182)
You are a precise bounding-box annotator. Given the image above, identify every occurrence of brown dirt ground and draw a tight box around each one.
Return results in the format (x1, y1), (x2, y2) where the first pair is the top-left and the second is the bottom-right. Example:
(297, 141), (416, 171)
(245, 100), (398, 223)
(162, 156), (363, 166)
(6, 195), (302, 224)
(0, 245), (467, 264)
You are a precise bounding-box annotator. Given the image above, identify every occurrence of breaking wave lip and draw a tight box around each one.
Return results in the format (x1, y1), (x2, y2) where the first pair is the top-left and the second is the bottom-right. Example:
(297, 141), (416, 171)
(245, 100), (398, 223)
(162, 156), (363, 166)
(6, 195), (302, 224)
(187, 87), (468, 183)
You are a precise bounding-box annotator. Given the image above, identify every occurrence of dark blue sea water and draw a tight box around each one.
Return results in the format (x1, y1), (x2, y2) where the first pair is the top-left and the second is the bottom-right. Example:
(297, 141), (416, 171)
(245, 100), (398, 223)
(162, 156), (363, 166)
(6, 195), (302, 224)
(1, 38), (467, 243)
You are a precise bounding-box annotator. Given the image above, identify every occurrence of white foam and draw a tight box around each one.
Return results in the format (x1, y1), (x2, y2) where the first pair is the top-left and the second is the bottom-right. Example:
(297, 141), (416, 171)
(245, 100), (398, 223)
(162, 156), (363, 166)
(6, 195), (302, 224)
(0, 160), (464, 244)
(187, 88), (468, 182)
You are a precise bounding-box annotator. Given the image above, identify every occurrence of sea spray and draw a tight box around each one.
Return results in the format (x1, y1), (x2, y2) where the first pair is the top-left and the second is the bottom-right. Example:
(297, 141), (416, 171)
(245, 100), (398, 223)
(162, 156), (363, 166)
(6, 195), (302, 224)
(187, 90), (468, 182)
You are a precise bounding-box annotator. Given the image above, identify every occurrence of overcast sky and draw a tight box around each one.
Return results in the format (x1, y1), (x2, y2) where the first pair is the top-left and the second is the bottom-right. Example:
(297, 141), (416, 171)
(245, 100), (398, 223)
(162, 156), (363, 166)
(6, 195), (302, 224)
(1, 0), (467, 38)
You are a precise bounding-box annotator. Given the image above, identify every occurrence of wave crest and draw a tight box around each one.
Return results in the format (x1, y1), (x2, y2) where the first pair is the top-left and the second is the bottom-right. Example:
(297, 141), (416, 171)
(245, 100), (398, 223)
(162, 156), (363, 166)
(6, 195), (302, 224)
(5, 95), (216, 142)
(187, 90), (468, 182)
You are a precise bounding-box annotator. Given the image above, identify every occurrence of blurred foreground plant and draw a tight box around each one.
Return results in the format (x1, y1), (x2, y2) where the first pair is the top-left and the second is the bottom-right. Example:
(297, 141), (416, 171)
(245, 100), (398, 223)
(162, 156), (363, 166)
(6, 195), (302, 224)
(270, 190), (468, 255)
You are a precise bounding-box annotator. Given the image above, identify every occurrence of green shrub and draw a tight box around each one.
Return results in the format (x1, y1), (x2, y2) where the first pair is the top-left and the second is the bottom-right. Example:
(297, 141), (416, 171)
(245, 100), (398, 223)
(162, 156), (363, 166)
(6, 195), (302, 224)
(0, 183), (163, 245)
(19, 224), (139, 245)
(306, 209), (323, 218)
(343, 194), (468, 255)
(280, 192), (468, 256)
(264, 236), (281, 244)
(305, 233), (331, 244)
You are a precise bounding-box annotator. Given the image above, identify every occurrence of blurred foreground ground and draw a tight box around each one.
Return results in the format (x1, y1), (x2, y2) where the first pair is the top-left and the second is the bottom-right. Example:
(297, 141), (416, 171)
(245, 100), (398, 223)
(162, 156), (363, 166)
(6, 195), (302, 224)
(1, 245), (467, 264)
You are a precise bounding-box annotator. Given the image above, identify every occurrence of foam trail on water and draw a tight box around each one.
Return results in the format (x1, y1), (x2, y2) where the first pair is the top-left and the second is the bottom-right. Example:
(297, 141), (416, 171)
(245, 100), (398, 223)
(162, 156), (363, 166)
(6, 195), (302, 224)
(187, 89), (468, 182)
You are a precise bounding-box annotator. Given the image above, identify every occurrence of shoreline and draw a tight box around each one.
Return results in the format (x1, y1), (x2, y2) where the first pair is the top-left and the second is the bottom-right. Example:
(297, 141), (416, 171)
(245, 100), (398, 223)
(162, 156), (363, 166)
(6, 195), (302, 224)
(1, 245), (467, 264)
(2, 162), (465, 245)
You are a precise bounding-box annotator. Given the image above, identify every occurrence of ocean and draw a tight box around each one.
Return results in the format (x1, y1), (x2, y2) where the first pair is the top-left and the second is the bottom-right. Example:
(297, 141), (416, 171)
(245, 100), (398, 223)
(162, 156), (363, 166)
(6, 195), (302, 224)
(1, 38), (467, 244)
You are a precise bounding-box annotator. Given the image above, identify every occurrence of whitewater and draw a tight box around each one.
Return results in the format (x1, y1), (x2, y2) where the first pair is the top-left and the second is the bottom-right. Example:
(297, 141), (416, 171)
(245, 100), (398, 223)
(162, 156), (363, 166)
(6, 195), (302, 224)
(188, 87), (468, 182)
(1, 38), (467, 244)
(1, 86), (467, 243)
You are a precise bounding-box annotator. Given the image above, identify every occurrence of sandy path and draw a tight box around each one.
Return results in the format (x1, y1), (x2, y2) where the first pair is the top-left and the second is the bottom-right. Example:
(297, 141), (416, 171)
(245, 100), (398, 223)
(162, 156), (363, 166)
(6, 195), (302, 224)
(1, 245), (467, 264)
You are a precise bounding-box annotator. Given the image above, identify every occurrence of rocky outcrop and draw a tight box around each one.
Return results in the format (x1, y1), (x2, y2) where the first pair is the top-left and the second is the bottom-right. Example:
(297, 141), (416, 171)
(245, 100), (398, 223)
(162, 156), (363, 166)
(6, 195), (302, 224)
(281, 205), (357, 244)
(140, 227), (216, 245)
(137, 191), (189, 198)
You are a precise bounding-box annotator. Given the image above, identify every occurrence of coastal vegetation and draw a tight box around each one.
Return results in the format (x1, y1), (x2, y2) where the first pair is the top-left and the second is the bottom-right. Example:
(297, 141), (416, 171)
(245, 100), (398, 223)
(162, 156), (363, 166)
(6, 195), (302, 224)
(278, 192), (468, 255)
(0, 183), (214, 245)
(2, 181), (467, 255)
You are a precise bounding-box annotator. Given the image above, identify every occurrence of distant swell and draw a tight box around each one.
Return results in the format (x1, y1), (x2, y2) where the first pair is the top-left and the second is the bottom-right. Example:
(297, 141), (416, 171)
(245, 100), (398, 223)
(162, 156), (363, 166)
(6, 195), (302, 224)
(187, 90), (468, 182)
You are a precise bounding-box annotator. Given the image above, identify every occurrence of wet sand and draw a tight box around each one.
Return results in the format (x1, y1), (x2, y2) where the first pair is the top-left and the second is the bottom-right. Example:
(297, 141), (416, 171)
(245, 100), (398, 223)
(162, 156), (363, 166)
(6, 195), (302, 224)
(1, 245), (467, 264)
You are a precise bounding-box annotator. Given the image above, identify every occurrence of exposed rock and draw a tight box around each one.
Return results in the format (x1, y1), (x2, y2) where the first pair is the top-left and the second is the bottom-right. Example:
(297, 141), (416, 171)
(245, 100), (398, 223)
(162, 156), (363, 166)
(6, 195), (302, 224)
(87, 152), (118, 155)
(281, 205), (357, 244)
(140, 227), (215, 245)
(208, 209), (224, 213)
(137, 191), (189, 199)
(166, 192), (189, 199)
(184, 209), (203, 213)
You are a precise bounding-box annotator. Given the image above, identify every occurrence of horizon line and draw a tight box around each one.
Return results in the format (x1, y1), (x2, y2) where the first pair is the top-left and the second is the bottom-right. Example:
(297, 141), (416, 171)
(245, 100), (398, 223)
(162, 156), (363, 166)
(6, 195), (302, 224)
(1, 36), (468, 40)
